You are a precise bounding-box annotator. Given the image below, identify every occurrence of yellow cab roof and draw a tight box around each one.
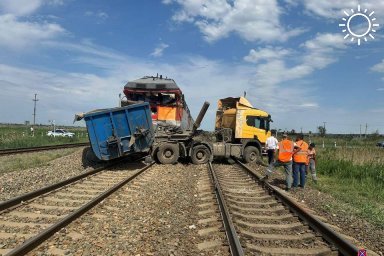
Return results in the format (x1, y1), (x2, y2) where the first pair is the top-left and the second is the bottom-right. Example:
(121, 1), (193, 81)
(221, 97), (270, 117)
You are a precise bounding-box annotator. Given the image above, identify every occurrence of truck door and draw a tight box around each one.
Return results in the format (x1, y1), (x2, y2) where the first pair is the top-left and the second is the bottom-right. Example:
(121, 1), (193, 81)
(243, 115), (269, 142)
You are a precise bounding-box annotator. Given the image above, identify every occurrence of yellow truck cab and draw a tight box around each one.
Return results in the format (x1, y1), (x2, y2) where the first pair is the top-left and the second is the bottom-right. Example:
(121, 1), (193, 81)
(213, 97), (272, 162)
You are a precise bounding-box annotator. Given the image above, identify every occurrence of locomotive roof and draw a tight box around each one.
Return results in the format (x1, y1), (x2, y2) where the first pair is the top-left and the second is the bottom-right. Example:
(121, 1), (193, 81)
(124, 76), (180, 90)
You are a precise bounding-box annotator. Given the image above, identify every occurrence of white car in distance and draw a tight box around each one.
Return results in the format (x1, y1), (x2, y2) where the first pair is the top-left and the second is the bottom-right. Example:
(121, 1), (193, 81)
(47, 129), (75, 138)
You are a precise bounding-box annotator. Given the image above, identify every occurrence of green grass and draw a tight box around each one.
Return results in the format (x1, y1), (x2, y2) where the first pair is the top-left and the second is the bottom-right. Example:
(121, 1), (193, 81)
(316, 147), (384, 226)
(0, 125), (88, 149)
(0, 148), (80, 174)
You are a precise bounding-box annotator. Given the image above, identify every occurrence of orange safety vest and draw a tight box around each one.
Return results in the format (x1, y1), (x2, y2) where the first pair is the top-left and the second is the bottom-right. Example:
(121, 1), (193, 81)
(278, 139), (294, 162)
(293, 140), (309, 163)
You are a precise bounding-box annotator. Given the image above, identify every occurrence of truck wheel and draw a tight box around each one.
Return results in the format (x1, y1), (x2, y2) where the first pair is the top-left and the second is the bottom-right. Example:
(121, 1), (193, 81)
(157, 143), (179, 164)
(243, 146), (260, 163)
(191, 145), (210, 165)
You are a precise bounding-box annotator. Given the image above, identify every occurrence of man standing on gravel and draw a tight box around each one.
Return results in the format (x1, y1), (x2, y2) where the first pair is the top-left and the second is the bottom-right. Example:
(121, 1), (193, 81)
(293, 134), (309, 188)
(265, 131), (278, 164)
(263, 133), (295, 191)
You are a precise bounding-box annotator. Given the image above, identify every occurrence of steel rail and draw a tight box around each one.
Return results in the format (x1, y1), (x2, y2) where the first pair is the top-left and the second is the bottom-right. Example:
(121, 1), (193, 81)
(208, 162), (244, 256)
(6, 162), (155, 256)
(0, 143), (89, 156)
(235, 159), (359, 256)
(0, 160), (117, 212)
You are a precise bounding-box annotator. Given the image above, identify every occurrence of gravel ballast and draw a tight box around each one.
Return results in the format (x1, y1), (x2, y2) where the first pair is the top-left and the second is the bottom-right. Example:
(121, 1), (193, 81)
(32, 163), (229, 255)
(0, 148), (89, 201)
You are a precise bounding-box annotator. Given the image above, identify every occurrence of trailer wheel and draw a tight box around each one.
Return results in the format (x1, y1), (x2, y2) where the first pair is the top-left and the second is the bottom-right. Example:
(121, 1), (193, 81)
(157, 143), (179, 164)
(191, 145), (210, 165)
(82, 147), (101, 167)
(243, 146), (260, 163)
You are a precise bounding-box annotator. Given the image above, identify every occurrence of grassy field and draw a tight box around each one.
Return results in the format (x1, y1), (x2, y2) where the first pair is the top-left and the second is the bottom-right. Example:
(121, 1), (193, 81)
(0, 124), (88, 149)
(311, 140), (384, 227)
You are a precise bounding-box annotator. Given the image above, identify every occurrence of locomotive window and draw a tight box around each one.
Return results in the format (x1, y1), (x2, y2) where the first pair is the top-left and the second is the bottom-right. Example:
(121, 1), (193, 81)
(156, 84), (166, 90)
(160, 93), (176, 105)
(136, 84), (146, 89)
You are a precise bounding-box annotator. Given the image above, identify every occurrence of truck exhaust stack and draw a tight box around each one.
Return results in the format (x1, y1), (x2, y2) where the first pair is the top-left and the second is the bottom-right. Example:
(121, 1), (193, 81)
(192, 101), (210, 134)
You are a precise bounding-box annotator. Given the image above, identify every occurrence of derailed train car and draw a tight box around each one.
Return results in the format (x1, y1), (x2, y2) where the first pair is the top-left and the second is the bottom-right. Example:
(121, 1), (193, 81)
(122, 75), (194, 132)
(75, 103), (155, 164)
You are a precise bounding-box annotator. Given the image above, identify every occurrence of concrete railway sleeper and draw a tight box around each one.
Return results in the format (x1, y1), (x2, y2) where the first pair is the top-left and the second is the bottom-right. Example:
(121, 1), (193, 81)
(0, 158), (128, 212)
(0, 162), (154, 255)
(208, 161), (365, 256)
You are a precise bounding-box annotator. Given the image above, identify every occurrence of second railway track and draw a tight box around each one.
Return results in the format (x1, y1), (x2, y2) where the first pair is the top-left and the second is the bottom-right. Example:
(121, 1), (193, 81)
(0, 161), (153, 255)
(208, 161), (362, 256)
(0, 143), (89, 156)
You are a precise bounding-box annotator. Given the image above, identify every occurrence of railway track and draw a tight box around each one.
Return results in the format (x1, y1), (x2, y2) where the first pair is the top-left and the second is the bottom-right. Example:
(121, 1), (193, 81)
(208, 161), (362, 256)
(0, 161), (153, 255)
(0, 143), (89, 156)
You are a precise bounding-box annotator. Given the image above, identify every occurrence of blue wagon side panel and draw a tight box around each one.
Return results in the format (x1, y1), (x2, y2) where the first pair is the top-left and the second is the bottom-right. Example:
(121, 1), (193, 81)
(83, 103), (154, 161)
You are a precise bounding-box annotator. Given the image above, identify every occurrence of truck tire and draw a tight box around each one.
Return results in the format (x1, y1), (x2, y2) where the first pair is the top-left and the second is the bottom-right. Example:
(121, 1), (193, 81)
(243, 146), (260, 163)
(191, 145), (211, 165)
(157, 143), (179, 164)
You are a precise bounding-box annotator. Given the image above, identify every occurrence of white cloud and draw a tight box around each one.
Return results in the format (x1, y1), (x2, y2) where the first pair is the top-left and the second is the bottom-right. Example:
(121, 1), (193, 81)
(244, 47), (291, 63)
(248, 33), (347, 85)
(0, 0), (66, 50)
(0, 0), (64, 16)
(0, 63), (127, 125)
(44, 40), (123, 59)
(165, 0), (304, 42)
(302, 33), (347, 69)
(0, 14), (65, 50)
(291, 0), (384, 21)
(85, 11), (109, 21)
(0, 0), (42, 16)
(150, 43), (170, 57)
(372, 60), (384, 81)
(371, 60), (384, 73)
(243, 33), (347, 115)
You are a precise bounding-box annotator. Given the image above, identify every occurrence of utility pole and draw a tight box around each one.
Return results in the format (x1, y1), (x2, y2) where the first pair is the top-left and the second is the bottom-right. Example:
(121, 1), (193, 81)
(360, 124), (362, 138)
(365, 123), (368, 138)
(32, 94), (39, 137)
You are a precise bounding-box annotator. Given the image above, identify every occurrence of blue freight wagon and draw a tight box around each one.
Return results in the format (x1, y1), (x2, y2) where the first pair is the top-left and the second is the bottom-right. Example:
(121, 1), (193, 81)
(83, 102), (154, 161)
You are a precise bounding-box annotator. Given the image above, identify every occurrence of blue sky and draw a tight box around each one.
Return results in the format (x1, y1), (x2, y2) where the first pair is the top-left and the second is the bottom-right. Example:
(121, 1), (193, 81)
(1, 0), (384, 134)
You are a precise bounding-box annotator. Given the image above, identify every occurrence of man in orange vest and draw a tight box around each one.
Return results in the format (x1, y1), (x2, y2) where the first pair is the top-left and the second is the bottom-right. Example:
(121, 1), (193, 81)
(293, 134), (309, 188)
(263, 133), (295, 191)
